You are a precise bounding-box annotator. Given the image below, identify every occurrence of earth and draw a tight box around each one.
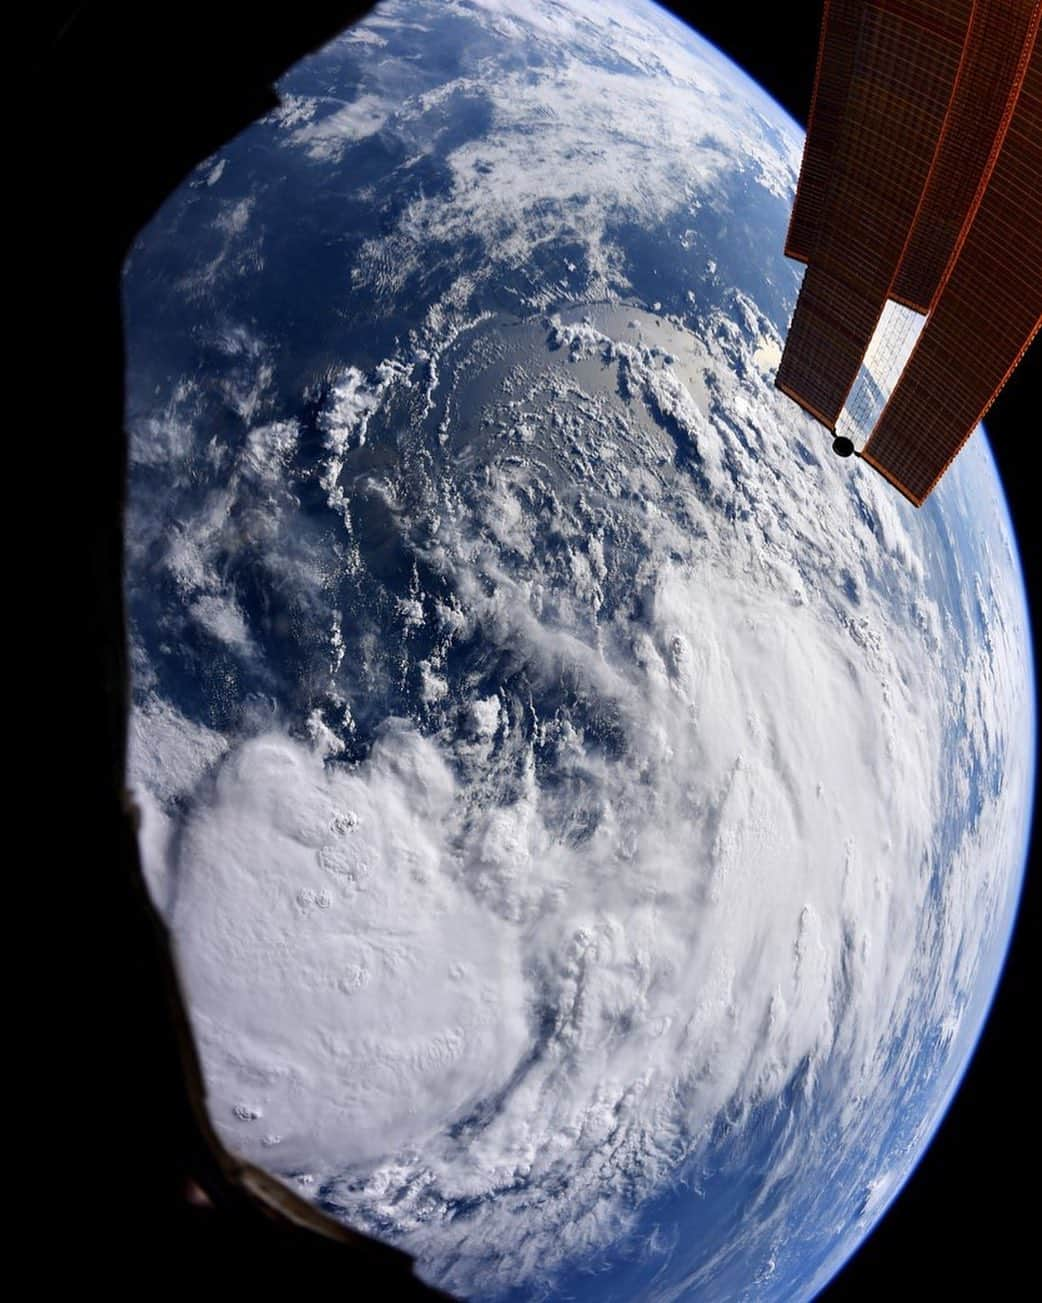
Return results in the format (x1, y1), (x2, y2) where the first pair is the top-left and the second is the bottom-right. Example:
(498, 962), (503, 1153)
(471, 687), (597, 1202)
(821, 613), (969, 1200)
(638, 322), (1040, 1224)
(122, 1), (1035, 1298)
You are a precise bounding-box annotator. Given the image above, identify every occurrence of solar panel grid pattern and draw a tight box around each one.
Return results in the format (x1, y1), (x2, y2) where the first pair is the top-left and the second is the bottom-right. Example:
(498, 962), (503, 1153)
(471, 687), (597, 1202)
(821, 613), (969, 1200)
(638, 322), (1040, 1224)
(785, 0), (861, 263)
(775, 0), (971, 426)
(889, 0), (1040, 313)
(862, 29), (1042, 504)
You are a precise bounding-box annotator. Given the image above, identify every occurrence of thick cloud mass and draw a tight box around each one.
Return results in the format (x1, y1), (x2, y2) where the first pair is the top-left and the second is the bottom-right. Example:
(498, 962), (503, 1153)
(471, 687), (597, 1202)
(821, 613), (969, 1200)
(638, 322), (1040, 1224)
(172, 726), (528, 1172)
(124, 1), (1034, 1298)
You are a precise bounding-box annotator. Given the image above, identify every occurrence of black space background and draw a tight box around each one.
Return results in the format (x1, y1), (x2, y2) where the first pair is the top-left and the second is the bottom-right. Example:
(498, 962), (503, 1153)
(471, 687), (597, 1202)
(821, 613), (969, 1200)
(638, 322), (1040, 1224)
(35, 2), (1035, 1297)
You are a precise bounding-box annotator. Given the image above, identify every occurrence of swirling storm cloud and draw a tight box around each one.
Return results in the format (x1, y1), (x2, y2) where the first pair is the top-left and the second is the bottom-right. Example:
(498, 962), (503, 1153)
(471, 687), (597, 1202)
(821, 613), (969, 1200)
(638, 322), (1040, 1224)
(124, 2), (1034, 1297)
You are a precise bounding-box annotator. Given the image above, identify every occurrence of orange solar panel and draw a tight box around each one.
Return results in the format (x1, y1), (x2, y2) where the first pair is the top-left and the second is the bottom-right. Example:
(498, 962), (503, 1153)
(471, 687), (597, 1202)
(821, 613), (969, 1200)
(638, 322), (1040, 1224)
(775, 0), (971, 427)
(776, 0), (1041, 506)
(889, 0), (1040, 314)
(861, 21), (1042, 505)
(784, 0), (860, 264)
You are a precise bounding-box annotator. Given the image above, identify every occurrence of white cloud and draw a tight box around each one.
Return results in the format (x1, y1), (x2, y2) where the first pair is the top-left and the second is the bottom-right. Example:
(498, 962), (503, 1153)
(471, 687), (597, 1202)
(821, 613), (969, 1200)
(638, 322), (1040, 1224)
(129, 285), (1032, 1297)
(125, 1), (1034, 1294)
(189, 592), (256, 656)
(169, 726), (529, 1172)
(287, 94), (395, 161)
(142, 299), (1030, 1284)
(334, 0), (801, 308)
(128, 695), (229, 910)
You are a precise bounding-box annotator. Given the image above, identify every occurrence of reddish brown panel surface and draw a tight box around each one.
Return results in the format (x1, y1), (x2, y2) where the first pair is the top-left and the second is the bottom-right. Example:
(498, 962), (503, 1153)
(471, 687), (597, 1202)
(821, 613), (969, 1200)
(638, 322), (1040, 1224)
(890, 0), (1040, 313)
(862, 30), (1042, 505)
(785, 0), (861, 263)
(776, 261), (884, 425)
(776, 0), (972, 428)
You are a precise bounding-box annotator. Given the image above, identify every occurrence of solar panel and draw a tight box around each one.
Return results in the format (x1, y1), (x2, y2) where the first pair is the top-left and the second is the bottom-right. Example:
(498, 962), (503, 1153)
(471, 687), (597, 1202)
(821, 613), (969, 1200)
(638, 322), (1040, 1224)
(862, 22), (1042, 505)
(777, 0), (1041, 506)
(776, 0), (971, 428)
